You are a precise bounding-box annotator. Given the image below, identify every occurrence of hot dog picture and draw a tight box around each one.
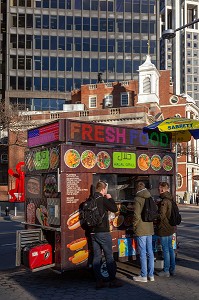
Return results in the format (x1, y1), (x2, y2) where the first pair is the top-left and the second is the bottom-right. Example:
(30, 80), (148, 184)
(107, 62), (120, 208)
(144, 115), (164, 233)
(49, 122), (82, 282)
(69, 250), (89, 265)
(67, 238), (87, 251)
(67, 211), (82, 230)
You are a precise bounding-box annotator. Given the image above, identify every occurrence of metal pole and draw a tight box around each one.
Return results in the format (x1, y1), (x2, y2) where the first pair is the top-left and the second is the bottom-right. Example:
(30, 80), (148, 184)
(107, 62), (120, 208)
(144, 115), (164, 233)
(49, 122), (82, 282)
(175, 18), (199, 32)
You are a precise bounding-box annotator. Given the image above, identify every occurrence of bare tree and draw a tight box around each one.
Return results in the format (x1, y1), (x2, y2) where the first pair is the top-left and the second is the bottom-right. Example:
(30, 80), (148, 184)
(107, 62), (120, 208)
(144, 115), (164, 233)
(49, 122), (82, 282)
(0, 100), (38, 147)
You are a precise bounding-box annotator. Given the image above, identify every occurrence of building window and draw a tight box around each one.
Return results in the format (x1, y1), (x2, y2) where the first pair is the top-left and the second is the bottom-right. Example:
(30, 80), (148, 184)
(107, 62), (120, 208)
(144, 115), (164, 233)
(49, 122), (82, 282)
(177, 173), (183, 189)
(120, 93), (129, 106)
(104, 95), (113, 108)
(170, 95), (179, 104)
(89, 96), (97, 108)
(175, 114), (181, 118)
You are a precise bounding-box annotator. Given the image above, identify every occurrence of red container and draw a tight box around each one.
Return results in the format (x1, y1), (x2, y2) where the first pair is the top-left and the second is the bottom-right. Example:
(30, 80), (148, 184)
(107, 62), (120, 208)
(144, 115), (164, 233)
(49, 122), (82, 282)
(22, 242), (52, 270)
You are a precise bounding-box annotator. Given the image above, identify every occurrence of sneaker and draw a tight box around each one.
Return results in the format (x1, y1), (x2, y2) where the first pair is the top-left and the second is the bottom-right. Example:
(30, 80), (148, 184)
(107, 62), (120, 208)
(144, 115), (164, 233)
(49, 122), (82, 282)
(170, 272), (176, 276)
(156, 271), (170, 278)
(148, 276), (155, 282)
(109, 278), (123, 288)
(133, 275), (147, 283)
(96, 280), (107, 290)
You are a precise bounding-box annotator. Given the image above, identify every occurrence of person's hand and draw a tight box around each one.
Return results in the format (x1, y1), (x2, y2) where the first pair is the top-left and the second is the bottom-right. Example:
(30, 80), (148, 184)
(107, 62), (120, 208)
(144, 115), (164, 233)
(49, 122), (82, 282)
(105, 193), (112, 199)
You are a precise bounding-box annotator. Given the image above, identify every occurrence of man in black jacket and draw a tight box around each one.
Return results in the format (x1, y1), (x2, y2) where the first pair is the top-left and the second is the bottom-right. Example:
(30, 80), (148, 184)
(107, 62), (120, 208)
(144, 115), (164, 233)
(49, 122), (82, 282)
(91, 181), (123, 289)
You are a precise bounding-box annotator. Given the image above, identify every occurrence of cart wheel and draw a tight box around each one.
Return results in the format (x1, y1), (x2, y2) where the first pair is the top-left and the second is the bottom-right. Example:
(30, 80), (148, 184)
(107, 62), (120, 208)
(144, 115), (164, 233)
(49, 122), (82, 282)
(100, 259), (110, 281)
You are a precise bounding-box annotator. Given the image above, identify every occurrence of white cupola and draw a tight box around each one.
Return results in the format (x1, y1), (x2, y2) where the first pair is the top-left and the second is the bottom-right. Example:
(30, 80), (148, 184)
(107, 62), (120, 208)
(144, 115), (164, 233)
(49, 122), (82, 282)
(137, 54), (160, 104)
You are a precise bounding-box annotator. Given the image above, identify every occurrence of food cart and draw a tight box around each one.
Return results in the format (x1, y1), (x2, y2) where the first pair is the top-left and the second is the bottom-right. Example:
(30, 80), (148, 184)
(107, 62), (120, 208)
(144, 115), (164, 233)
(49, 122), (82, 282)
(16, 119), (176, 275)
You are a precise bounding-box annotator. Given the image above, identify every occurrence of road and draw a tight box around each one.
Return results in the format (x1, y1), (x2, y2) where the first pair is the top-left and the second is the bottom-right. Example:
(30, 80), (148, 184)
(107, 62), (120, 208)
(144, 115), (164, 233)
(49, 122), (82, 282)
(0, 206), (198, 300)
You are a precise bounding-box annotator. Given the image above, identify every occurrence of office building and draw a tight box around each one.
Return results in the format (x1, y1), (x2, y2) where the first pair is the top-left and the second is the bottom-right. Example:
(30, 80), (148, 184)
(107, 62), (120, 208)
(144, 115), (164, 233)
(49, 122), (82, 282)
(160, 0), (199, 101)
(4, 0), (160, 111)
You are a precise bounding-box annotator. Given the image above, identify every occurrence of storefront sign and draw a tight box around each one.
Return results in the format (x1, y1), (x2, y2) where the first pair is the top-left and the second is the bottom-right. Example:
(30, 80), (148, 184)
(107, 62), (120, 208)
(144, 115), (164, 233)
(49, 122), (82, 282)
(66, 120), (171, 149)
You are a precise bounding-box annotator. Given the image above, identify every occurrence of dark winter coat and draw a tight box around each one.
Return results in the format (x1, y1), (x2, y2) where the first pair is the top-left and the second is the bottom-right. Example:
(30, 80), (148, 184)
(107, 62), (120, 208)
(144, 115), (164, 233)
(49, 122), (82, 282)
(156, 191), (175, 237)
(92, 192), (118, 233)
(132, 188), (154, 236)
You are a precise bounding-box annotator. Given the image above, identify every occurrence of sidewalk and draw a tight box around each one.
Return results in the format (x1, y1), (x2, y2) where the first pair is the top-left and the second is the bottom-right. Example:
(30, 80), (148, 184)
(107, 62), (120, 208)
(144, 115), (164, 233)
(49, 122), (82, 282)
(0, 211), (24, 222)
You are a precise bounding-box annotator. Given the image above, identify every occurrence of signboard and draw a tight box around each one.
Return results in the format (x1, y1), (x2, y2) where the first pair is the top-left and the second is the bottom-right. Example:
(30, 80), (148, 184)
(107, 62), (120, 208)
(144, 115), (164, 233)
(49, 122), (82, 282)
(27, 120), (65, 148)
(66, 119), (171, 149)
(59, 145), (175, 175)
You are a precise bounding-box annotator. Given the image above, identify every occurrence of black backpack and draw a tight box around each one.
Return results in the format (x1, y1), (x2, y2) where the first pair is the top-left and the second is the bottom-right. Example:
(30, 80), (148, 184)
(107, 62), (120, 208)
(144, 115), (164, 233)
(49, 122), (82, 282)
(141, 197), (158, 222)
(82, 195), (105, 227)
(169, 200), (182, 226)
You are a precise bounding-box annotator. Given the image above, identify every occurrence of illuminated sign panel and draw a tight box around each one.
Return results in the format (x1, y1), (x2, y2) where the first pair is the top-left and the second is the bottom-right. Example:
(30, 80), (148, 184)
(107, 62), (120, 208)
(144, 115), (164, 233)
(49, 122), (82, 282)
(66, 120), (171, 149)
(27, 120), (65, 148)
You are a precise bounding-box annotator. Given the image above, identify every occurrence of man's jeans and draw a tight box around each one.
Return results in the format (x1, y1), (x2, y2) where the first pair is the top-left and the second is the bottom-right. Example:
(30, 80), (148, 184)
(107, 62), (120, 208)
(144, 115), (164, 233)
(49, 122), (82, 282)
(137, 235), (154, 277)
(160, 235), (176, 273)
(91, 232), (116, 281)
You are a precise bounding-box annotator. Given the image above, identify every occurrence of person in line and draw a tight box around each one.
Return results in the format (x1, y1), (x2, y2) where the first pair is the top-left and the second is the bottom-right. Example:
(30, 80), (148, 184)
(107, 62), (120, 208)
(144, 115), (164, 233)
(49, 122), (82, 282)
(156, 182), (176, 277)
(91, 181), (123, 289)
(132, 181), (155, 283)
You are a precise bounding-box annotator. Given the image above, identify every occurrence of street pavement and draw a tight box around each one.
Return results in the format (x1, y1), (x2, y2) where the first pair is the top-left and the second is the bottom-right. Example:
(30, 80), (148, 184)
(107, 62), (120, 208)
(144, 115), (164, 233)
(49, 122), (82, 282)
(0, 205), (198, 300)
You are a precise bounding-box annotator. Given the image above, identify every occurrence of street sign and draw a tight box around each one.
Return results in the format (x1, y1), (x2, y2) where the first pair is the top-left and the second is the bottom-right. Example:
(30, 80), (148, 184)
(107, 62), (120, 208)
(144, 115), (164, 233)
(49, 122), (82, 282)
(193, 175), (199, 180)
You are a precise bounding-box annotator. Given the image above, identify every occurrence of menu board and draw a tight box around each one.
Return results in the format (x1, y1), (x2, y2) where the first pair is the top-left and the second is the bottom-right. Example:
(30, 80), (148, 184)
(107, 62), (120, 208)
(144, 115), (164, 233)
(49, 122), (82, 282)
(60, 144), (175, 175)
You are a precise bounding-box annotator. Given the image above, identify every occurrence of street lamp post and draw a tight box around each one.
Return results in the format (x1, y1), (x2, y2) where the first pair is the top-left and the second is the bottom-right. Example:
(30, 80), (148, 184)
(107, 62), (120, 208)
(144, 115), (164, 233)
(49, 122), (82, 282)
(161, 18), (199, 200)
(162, 18), (199, 40)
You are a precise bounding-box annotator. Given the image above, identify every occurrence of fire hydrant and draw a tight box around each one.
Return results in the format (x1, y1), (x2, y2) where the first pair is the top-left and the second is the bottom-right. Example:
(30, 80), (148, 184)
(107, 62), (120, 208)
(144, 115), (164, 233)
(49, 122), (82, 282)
(5, 206), (10, 216)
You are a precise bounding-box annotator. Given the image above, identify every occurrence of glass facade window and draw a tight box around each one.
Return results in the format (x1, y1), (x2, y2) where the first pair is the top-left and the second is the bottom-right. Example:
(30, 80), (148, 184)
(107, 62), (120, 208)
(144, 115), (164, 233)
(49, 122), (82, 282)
(83, 58), (90, 72)
(66, 16), (73, 30)
(59, 36), (65, 50)
(91, 0), (98, 10)
(34, 56), (41, 70)
(43, 36), (49, 49)
(75, 0), (82, 10)
(66, 58), (73, 71)
(66, 37), (73, 50)
(42, 78), (49, 91)
(117, 60), (124, 73)
(91, 18), (98, 31)
(83, 18), (90, 31)
(51, 36), (57, 50)
(58, 57), (65, 71)
(83, 38), (90, 51)
(51, 16), (57, 29)
(108, 60), (115, 73)
(35, 15), (41, 28)
(91, 59), (98, 72)
(100, 59), (107, 72)
(50, 57), (57, 71)
(100, 19), (107, 32)
(74, 58), (81, 72)
(50, 78), (57, 91)
(83, 0), (90, 10)
(43, 15), (49, 29)
(7, 0), (159, 99)
(75, 17), (82, 30)
(42, 57), (49, 70)
(91, 38), (98, 51)
(100, 39), (107, 52)
(34, 77), (41, 90)
(58, 78), (65, 91)
(75, 38), (82, 51)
